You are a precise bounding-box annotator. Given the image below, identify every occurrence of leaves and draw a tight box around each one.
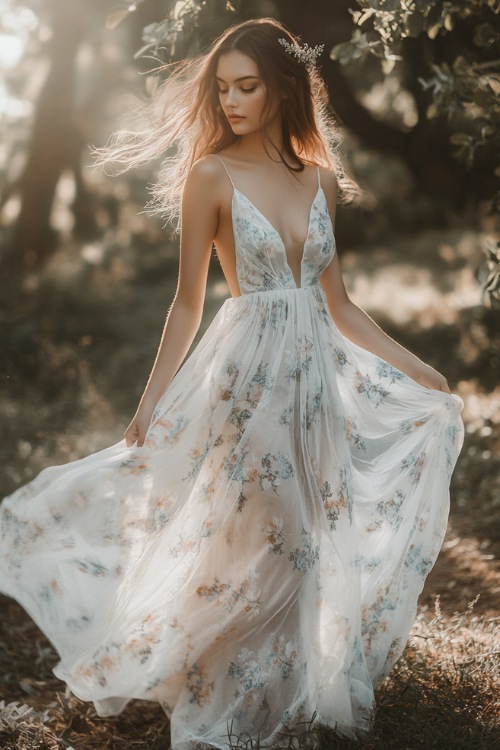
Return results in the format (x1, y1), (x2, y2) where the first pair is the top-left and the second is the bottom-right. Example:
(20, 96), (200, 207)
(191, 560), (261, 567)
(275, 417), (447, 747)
(332, 0), (500, 203)
(135, 19), (182, 59)
(334, 0), (500, 62)
(449, 133), (471, 146)
(477, 238), (500, 310)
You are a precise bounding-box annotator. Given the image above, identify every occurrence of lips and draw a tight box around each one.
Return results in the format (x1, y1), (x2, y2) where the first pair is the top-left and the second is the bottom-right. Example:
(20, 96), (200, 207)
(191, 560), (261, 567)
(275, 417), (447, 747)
(228, 115), (244, 121)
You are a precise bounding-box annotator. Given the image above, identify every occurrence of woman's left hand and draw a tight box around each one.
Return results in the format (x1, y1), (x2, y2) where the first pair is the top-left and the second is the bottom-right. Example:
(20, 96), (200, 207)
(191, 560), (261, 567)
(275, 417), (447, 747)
(411, 363), (451, 393)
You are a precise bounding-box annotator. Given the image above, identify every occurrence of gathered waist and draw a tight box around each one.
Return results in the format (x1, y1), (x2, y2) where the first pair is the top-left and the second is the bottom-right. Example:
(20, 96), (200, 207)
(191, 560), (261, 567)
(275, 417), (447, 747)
(224, 284), (323, 305)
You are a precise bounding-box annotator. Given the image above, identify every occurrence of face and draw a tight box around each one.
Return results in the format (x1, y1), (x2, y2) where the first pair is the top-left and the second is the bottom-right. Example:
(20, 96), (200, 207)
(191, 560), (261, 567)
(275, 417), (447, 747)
(216, 50), (278, 135)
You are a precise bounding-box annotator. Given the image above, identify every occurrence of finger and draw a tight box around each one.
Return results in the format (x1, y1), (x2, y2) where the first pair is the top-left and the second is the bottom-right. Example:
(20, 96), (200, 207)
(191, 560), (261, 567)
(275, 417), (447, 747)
(124, 426), (138, 447)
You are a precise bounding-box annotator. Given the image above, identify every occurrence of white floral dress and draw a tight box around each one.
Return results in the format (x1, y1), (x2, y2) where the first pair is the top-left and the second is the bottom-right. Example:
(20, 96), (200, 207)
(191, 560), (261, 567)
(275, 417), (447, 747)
(0, 157), (464, 748)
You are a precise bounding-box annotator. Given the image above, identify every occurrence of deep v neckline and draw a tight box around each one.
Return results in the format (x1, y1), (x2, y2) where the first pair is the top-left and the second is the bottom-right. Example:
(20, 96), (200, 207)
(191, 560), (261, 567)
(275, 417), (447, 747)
(232, 185), (323, 289)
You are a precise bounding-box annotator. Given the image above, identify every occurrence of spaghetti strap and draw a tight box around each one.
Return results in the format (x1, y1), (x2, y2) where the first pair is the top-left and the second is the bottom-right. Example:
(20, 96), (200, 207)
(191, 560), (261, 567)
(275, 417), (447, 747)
(215, 154), (235, 188)
(316, 166), (321, 188)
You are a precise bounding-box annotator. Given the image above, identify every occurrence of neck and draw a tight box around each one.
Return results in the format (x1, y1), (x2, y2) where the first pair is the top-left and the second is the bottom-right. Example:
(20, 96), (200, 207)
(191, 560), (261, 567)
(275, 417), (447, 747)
(234, 117), (289, 164)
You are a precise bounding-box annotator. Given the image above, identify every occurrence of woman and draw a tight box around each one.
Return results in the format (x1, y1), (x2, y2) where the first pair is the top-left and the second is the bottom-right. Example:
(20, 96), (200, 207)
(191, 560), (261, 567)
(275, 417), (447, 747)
(0, 17), (464, 749)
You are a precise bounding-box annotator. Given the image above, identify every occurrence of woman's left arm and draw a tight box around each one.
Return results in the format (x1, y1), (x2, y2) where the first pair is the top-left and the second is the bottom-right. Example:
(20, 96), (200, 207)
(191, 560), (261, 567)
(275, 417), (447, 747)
(319, 169), (451, 393)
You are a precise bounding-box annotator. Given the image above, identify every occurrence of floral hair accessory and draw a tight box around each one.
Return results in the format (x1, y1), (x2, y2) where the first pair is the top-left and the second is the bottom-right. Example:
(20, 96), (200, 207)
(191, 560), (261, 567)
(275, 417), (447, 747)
(278, 37), (324, 70)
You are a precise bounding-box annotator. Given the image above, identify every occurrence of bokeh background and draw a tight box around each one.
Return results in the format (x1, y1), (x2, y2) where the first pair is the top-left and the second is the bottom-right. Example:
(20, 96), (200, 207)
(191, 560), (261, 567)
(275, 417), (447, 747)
(0, 1), (499, 748)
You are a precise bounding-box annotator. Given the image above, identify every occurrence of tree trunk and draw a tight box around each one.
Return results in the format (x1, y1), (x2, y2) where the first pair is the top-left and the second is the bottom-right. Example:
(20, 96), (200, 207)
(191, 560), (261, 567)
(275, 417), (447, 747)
(15, 4), (84, 265)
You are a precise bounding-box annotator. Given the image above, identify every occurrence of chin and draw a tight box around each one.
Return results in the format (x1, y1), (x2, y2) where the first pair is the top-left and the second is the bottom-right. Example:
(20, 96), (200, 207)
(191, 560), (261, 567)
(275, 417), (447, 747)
(230, 122), (256, 135)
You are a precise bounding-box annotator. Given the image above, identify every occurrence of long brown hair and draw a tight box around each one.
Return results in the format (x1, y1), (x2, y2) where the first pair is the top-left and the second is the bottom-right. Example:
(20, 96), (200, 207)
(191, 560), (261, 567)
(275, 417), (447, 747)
(96, 17), (356, 230)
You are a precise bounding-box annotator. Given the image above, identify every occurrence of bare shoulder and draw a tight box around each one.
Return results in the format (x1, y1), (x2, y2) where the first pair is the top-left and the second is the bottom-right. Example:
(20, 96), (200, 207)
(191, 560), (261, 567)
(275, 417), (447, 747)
(188, 154), (226, 186)
(184, 154), (231, 210)
(185, 154), (229, 196)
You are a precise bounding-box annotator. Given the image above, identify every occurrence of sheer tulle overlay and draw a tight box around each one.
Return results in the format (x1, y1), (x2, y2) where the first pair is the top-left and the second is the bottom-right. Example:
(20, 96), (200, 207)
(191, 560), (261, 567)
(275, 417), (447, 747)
(0, 163), (464, 748)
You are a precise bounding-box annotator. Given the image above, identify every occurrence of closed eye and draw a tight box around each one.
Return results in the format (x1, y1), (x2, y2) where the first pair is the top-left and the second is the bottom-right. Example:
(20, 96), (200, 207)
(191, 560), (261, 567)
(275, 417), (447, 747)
(218, 87), (257, 94)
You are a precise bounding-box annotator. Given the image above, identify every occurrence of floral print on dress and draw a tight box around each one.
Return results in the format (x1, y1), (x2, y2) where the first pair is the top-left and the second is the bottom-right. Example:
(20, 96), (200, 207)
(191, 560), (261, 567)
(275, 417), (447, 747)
(259, 452), (295, 493)
(334, 346), (349, 368)
(148, 415), (189, 445)
(401, 451), (426, 484)
(375, 360), (406, 384)
(286, 336), (315, 382)
(403, 543), (434, 579)
(343, 416), (367, 453)
(197, 574), (261, 616)
(256, 297), (289, 343)
(354, 370), (390, 407)
(303, 388), (323, 430)
(186, 662), (214, 707)
(366, 488), (406, 533)
(0, 159), (464, 748)
(118, 457), (149, 476)
(399, 417), (428, 435)
(288, 528), (320, 573)
(321, 466), (353, 531)
(71, 557), (122, 578)
(444, 423), (462, 474)
(262, 517), (286, 556)
(362, 586), (397, 652)
(266, 634), (299, 680)
(227, 647), (266, 700)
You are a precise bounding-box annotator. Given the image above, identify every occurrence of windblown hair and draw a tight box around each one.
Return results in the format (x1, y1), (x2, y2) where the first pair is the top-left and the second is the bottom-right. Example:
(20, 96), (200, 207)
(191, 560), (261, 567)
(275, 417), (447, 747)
(96, 17), (356, 231)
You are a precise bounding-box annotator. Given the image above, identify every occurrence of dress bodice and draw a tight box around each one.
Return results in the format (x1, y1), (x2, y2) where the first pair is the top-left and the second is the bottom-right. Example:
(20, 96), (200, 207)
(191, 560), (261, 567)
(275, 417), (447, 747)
(217, 156), (336, 295)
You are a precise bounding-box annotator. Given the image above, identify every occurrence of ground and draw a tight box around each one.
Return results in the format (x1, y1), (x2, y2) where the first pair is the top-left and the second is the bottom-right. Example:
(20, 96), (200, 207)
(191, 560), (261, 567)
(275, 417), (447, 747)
(0, 218), (498, 749)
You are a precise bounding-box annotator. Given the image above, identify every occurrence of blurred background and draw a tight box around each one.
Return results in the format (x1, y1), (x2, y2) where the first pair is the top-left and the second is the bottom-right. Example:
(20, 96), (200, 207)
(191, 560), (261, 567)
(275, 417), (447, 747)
(0, 2), (499, 746)
(1, 0), (499, 565)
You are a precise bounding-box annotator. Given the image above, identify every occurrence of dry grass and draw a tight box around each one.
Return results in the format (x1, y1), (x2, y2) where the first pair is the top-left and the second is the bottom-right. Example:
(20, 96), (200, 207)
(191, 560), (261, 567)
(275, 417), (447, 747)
(1, 598), (498, 749)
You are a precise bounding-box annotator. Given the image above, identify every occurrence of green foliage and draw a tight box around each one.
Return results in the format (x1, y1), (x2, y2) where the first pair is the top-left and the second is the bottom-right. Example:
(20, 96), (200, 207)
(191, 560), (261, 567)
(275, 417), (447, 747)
(134, 0), (205, 59)
(331, 1), (499, 66)
(330, 0), (500, 165)
(106, 0), (239, 59)
(478, 238), (500, 310)
(331, 0), (500, 306)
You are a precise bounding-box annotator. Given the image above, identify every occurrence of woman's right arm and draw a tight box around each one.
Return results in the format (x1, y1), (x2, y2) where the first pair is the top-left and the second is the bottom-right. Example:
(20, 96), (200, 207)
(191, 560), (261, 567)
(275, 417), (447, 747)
(125, 157), (222, 447)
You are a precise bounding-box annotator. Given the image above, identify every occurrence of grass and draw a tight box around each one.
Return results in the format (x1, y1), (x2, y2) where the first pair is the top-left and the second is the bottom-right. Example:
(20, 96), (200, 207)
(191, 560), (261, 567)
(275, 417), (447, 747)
(0, 598), (498, 749)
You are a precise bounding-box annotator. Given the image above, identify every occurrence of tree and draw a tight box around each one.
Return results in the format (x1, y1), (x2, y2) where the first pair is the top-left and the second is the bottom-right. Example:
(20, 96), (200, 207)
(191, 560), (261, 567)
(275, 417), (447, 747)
(5, 0), (498, 294)
(330, 0), (500, 307)
(331, 0), (499, 203)
(13, 2), (87, 265)
(124, 0), (499, 304)
(2, 0), (149, 265)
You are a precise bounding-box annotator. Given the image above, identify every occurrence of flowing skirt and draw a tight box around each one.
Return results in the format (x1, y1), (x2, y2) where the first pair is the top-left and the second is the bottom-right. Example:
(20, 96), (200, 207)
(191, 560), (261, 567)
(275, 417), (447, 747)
(0, 285), (464, 748)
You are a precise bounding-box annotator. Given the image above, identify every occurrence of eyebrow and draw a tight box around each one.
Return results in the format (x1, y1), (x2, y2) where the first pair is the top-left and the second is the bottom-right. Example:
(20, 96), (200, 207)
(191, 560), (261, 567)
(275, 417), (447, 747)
(215, 75), (260, 83)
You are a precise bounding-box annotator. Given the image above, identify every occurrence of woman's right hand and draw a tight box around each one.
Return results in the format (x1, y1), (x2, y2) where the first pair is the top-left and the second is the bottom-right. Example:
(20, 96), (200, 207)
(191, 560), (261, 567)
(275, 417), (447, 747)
(124, 403), (156, 448)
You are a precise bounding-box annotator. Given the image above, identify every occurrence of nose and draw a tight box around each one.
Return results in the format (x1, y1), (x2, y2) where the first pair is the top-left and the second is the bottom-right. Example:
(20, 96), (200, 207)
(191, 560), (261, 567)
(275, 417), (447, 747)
(225, 87), (238, 108)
